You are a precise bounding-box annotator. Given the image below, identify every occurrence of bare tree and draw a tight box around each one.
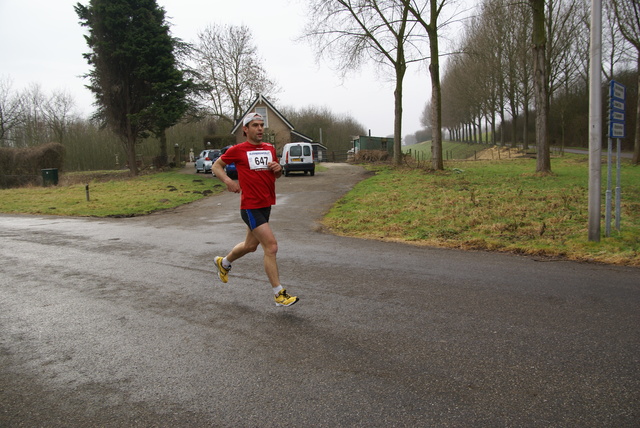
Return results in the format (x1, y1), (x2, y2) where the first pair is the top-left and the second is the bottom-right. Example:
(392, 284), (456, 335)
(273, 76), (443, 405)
(304, 0), (425, 166)
(280, 105), (366, 152)
(514, 2), (534, 150)
(0, 78), (22, 147)
(612, 0), (640, 164)
(471, 1), (506, 146)
(42, 90), (76, 145)
(0, 81), (78, 149)
(502, 0), (528, 148)
(602, 0), (635, 80)
(404, 0), (451, 169)
(16, 84), (49, 147)
(440, 53), (474, 142)
(192, 24), (278, 126)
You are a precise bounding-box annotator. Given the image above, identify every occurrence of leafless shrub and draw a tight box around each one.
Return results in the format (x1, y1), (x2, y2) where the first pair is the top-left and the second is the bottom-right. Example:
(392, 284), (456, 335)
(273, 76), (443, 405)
(354, 150), (390, 163)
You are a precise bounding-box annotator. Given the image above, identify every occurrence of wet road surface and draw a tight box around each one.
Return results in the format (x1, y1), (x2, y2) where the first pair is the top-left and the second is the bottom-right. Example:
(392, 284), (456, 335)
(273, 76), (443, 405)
(1, 164), (638, 427)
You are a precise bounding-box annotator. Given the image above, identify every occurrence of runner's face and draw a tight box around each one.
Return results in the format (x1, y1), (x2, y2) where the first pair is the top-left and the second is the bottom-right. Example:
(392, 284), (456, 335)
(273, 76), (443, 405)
(244, 120), (264, 144)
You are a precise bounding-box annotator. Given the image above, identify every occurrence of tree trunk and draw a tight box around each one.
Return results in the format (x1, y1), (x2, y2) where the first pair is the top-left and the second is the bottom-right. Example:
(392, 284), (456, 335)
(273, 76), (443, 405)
(633, 55), (640, 165)
(393, 63), (405, 167)
(125, 138), (138, 176)
(125, 120), (138, 176)
(499, 79), (505, 147)
(510, 97), (518, 148)
(471, 119), (475, 143)
(530, 0), (551, 173)
(523, 100), (530, 150)
(424, 0), (443, 170)
(491, 111), (496, 145)
(158, 129), (168, 167)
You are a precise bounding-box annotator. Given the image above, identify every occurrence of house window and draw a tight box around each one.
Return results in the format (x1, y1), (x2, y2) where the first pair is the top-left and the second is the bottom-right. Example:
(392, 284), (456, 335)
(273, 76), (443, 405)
(256, 107), (268, 128)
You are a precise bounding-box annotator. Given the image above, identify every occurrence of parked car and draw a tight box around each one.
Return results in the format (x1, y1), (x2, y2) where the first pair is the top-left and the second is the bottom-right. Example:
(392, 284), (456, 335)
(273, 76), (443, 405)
(280, 142), (315, 176)
(220, 145), (237, 179)
(194, 149), (221, 174)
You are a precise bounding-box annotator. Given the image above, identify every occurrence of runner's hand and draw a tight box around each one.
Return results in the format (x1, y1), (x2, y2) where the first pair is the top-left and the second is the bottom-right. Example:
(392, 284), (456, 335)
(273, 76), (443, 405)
(268, 161), (282, 175)
(226, 180), (241, 193)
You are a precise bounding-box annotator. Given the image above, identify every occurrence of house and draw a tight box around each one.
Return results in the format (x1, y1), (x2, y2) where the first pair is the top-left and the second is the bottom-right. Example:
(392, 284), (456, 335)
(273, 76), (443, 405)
(231, 94), (314, 154)
(351, 135), (393, 156)
(311, 142), (328, 162)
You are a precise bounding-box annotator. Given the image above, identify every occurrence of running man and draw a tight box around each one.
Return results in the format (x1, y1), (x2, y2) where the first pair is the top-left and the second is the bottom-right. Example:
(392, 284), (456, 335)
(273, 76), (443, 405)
(211, 112), (299, 307)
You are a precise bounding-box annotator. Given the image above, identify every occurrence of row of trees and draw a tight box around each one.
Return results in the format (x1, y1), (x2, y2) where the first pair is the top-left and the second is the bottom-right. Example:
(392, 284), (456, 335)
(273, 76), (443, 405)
(0, 80), (363, 171)
(0, 81), (77, 149)
(302, 0), (639, 171)
(3, 0), (637, 175)
(427, 0), (639, 165)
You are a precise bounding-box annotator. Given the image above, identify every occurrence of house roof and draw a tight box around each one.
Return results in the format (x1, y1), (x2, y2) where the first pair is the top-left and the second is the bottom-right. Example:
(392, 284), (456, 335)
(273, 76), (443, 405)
(231, 94), (295, 134)
(291, 130), (313, 143)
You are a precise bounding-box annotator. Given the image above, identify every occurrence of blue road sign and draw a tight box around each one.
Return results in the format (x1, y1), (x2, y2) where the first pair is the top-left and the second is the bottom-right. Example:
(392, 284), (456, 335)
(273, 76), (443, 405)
(609, 121), (625, 139)
(608, 81), (626, 139)
(609, 81), (626, 101)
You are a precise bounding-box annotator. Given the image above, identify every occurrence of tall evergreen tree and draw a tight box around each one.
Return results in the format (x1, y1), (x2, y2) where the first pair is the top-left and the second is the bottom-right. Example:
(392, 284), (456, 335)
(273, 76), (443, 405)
(75, 0), (191, 175)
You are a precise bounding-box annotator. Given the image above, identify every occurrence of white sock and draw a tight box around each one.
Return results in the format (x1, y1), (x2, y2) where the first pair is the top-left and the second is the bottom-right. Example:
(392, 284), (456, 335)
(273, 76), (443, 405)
(273, 285), (283, 295)
(222, 257), (231, 269)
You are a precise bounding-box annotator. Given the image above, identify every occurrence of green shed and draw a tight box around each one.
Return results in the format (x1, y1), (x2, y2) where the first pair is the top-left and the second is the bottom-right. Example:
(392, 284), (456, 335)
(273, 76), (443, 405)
(352, 136), (393, 155)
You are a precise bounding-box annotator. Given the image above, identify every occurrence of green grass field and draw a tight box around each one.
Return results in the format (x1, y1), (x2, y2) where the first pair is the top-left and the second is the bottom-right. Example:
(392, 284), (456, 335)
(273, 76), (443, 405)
(324, 154), (639, 266)
(404, 140), (488, 161)
(0, 171), (224, 217)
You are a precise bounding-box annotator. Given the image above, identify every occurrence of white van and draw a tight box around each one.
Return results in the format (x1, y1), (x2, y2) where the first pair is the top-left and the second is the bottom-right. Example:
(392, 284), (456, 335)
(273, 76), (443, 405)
(280, 142), (315, 176)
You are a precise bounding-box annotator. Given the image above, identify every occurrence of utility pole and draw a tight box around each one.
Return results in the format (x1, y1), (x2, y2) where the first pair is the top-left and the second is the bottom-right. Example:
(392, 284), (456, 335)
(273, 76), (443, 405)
(588, 0), (602, 242)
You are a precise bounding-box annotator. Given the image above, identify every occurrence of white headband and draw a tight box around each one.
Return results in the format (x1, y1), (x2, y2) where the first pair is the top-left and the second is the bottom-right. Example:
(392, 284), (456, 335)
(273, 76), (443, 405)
(243, 113), (264, 126)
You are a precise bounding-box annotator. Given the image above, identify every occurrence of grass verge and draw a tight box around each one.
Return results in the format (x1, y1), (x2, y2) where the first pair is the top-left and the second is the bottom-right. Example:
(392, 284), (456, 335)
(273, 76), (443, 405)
(0, 170), (223, 217)
(323, 155), (639, 266)
(1, 158), (638, 266)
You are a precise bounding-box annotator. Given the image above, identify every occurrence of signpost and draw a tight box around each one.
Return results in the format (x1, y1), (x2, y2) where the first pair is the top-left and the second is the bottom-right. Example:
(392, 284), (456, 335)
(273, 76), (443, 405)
(606, 80), (625, 236)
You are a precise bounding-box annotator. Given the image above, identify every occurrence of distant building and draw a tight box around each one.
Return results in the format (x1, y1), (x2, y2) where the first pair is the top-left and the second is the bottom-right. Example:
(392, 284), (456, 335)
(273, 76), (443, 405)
(231, 94), (313, 153)
(351, 135), (393, 156)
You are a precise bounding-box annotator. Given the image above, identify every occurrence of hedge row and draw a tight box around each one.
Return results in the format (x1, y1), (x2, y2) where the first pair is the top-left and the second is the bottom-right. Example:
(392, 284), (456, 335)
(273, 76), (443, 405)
(0, 142), (64, 188)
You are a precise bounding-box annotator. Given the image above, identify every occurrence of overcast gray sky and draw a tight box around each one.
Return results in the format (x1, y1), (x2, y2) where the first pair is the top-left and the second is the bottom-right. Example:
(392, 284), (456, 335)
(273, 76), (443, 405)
(0, 0), (470, 139)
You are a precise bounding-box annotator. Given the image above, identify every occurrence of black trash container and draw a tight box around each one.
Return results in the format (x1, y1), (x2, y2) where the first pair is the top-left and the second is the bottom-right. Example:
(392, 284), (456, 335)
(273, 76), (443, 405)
(41, 168), (59, 186)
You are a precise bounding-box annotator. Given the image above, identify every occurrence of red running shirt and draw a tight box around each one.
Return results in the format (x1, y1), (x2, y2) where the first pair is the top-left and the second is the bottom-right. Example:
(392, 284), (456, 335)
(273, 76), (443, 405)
(220, 142), (278, 209)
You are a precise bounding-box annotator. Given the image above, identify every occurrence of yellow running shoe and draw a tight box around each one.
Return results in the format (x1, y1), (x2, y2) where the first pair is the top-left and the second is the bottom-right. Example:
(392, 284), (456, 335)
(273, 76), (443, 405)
(214, 256), (230, 283)
(274, 289), (299, 307)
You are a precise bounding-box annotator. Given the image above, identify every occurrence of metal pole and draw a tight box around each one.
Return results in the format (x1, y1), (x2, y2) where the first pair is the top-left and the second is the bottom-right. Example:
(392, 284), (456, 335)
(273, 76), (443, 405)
(615, 139), (622, 231)
(588, 0), (602, 242)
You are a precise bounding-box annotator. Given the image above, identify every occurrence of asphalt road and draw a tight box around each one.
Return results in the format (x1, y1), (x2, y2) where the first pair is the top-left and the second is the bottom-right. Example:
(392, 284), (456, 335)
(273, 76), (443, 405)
(1, 163), (638, 427)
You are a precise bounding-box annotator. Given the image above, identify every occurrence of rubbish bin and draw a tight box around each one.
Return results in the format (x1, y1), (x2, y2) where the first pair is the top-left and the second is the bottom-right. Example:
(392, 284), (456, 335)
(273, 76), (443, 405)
(41, 168), (59, 186)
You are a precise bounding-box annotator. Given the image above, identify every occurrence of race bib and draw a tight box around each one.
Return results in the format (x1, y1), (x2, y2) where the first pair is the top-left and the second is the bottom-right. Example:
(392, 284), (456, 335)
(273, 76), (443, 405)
(247, 150), (273, 170)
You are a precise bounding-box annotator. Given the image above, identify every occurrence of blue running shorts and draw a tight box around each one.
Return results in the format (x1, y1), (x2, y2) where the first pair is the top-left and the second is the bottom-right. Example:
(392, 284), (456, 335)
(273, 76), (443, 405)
(241, 207), (272, 230)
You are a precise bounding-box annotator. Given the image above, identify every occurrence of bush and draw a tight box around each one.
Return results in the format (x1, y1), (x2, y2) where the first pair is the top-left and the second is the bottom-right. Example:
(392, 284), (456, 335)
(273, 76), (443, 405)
(0, 142), (65, 188)
(354, 150), (390, 162)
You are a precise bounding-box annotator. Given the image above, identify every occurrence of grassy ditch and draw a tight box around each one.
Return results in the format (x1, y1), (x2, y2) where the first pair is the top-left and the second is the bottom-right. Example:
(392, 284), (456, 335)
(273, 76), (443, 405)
(323, 155), (640, 266)
(0, 170), (223, 217)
